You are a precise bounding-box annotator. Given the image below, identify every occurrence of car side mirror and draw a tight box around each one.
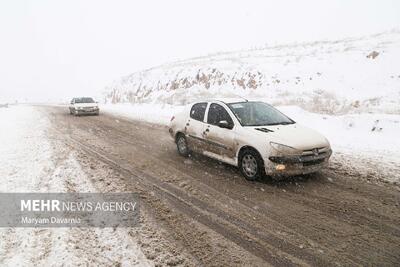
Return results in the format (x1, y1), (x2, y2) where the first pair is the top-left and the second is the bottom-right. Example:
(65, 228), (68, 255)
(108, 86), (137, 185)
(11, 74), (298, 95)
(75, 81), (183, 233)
(218, 120), (233, 129)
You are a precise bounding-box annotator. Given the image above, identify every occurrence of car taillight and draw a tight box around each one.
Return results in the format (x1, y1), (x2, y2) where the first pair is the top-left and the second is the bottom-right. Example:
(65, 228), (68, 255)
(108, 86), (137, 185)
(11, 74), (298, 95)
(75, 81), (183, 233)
(170, 116), (175, 122)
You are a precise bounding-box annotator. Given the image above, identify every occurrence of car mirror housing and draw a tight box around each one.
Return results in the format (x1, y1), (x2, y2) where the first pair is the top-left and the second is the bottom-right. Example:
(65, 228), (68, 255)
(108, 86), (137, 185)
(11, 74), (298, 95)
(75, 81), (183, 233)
(218, 120), (233, 129)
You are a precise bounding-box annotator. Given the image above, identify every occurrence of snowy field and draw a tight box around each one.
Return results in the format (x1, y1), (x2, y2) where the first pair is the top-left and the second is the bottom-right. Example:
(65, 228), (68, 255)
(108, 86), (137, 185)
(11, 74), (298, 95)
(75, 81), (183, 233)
(0, 106), (151, 266)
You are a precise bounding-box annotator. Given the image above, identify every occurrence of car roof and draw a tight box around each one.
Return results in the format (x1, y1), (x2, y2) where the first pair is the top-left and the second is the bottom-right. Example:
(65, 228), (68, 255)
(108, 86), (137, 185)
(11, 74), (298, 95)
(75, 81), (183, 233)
(196, 98), (248, 104)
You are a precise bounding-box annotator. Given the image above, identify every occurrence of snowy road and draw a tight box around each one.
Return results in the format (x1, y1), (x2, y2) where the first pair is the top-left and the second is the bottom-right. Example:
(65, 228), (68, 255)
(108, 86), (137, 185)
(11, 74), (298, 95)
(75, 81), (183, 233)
(1, 105), (400, 266)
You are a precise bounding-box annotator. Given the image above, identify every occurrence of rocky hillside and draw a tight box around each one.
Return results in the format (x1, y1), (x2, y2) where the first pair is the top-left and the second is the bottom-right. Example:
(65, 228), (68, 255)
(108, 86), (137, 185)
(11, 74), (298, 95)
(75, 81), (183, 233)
(104, 30), (400, 114)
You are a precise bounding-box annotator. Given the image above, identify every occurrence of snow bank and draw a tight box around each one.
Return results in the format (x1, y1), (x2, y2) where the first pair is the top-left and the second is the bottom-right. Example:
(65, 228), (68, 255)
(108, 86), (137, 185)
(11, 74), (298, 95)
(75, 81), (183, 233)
(0, 105), (52, 192)
(101, 103), (184, 125)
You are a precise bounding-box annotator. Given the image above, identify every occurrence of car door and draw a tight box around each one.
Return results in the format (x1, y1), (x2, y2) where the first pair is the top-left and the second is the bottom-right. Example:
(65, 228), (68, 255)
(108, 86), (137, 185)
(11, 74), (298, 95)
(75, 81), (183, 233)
(203, 103), (236, 159)
(185, 102), (208, 153)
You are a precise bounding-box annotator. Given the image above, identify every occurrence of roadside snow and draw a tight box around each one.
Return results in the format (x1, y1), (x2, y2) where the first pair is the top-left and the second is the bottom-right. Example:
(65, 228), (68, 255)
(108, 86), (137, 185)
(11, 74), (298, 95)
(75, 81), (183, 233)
(0, 105), (152, 266)
(279, 106), (400, 158)
(0, 105), (52, 192)
(102, 103), (184, 125)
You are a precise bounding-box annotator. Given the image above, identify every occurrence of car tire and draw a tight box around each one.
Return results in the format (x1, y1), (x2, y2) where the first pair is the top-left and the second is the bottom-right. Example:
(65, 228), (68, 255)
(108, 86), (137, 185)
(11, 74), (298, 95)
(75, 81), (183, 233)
(239, 148), (265, 181)
(176, 134), (189, 157)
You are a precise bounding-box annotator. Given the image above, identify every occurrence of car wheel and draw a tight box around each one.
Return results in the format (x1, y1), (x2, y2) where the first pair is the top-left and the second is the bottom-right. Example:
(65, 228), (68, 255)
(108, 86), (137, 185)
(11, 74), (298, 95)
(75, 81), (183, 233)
(239, 149), (265, 181)
(176, 134), (189, 157)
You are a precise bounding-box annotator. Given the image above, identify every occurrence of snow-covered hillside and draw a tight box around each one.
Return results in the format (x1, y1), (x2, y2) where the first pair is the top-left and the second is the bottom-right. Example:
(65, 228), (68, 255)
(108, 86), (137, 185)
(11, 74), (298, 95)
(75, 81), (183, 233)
(104, 30), (400, 115)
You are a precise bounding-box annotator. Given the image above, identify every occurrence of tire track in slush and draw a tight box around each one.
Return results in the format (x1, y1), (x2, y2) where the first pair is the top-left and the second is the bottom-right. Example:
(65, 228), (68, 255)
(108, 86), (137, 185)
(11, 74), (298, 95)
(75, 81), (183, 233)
(48, 111), (344, 265)
(53, 126), (345, 267)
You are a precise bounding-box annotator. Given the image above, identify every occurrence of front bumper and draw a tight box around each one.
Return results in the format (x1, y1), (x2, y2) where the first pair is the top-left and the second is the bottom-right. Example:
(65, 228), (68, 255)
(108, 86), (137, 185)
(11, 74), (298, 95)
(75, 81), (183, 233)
(76, 108), (99, 114)
(265, 148), (332, 177)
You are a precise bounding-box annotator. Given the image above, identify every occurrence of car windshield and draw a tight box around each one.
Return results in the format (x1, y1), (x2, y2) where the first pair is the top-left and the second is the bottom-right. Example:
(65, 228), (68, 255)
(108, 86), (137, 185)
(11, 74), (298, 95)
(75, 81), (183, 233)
(227, 102), (295, 126)
(75, 97), (95, 103)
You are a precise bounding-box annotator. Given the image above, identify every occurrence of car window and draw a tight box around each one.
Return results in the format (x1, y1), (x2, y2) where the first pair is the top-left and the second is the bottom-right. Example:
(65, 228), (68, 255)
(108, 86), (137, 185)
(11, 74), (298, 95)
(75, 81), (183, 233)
(207, 103), (233, 126)
(75, 97), (95, 103)
(190, 102), (207, 121)
(228, 101), (294, 126)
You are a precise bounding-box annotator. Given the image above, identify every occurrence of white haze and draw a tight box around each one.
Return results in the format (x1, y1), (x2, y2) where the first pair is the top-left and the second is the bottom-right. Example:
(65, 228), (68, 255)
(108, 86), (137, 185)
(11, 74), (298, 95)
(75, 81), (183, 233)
(0, 0), (399, 103)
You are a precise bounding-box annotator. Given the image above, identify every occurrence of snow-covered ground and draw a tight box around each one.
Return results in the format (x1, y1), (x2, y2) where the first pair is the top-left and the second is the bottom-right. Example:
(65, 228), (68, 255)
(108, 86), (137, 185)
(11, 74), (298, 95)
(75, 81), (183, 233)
(101, 103), (182, 125)
(0, 105), (152, 266)
(0, 106), (52, 192)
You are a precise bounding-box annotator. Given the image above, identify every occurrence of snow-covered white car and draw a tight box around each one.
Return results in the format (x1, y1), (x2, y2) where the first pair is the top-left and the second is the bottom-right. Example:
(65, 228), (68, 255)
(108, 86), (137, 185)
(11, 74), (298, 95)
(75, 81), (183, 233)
(169, 99), (332, 180)
(69, 97), (99, 116)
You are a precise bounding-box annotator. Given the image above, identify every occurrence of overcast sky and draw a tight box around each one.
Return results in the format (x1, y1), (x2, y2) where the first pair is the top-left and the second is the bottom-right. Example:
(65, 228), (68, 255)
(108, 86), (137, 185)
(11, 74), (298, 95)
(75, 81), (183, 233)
(0, 0), (399, 102)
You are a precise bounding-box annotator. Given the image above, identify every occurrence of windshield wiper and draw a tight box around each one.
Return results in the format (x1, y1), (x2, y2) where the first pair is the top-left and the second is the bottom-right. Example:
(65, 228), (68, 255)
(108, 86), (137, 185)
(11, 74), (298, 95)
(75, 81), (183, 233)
(246, 122), (294, 126)
(245, 122), (279, 126)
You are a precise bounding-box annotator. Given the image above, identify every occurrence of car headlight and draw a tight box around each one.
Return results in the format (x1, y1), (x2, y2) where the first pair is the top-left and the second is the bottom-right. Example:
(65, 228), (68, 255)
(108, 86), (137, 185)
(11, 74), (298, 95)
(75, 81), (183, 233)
(270, 142), (301, 155)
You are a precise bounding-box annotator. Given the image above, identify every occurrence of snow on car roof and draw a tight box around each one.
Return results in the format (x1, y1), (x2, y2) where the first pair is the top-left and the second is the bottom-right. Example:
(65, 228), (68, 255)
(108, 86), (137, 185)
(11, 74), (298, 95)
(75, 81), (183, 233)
(191, 98), (249, 105)
(212, 98), (248, 104)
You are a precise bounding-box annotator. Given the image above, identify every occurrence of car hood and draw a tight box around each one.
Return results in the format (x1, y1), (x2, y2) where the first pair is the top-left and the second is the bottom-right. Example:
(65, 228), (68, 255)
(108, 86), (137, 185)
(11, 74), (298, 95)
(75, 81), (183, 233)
(247, 123), (329, 150)
(74, 103), (98, 108)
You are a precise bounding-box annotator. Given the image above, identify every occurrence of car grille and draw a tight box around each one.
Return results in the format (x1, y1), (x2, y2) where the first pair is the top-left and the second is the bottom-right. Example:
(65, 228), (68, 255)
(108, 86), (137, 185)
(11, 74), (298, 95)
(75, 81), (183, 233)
(82, 107), (96, 111)
(269, 146), (331, 165)
(302, 158), (326, 166)
(302, 147), (329, 156)
(300, 147), (330, 165)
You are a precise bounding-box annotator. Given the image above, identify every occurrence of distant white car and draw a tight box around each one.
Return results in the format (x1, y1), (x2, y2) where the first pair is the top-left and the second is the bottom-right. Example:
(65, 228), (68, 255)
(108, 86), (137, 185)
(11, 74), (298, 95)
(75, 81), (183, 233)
(69, 97), (99, 116)
(169, 99), (332, 180)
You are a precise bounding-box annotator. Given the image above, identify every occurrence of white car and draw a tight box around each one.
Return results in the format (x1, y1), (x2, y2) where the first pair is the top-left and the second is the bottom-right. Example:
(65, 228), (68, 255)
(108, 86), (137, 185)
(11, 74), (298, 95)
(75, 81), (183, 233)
(169, 99), (332, 180)
(69, 97), (99, 116)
